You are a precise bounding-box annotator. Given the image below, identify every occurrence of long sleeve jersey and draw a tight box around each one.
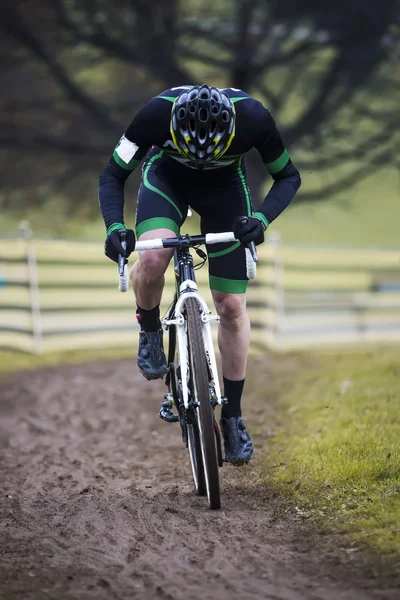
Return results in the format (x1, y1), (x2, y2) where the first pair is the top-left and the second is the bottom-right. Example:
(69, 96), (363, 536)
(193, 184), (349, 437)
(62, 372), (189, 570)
(99, 86), (301, 231)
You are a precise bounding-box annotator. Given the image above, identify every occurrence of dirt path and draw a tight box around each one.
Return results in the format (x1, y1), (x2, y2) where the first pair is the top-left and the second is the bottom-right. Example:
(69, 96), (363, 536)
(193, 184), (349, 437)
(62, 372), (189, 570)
(1, 357), (399, 600)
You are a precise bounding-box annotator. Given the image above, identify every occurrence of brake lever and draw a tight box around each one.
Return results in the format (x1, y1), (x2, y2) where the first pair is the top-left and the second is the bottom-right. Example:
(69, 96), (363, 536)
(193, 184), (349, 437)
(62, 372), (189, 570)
(239, 217), (259, 263)
(118, 230), (127, 275)
(246, 240), (258, 263)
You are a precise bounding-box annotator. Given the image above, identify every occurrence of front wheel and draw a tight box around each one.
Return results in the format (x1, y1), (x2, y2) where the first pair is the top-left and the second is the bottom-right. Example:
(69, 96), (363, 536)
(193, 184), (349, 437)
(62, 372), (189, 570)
(185, 297), (221, 510)
(167, 326), (206, 497)
(187, 420), (206, 496)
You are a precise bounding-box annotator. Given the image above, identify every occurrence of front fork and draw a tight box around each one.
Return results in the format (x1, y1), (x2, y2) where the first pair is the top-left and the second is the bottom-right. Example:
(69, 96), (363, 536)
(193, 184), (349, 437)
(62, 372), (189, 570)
(162, 292), (224, 410)
(161, 297), (225, 466)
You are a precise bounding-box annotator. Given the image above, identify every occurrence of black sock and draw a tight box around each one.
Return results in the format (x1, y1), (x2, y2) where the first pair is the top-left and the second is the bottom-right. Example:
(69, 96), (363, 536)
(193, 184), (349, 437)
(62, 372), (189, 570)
(221, 377), (245, 419)
(136, 304), (161, 332)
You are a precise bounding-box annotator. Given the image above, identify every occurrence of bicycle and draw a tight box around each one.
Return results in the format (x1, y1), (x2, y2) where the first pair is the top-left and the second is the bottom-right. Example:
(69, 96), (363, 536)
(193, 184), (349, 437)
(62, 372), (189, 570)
(117, 226), (257, 510)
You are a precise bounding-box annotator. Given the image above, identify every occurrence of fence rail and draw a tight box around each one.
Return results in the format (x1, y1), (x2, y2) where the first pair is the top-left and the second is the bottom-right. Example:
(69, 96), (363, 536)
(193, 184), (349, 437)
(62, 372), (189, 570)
(1, 224), (399, 354)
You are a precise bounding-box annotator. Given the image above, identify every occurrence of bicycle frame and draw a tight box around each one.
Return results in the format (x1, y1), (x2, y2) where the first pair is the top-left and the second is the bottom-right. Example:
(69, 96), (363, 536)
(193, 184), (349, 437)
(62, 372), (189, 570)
(118, 230), (257, 409)
(163, 246), (222, 410)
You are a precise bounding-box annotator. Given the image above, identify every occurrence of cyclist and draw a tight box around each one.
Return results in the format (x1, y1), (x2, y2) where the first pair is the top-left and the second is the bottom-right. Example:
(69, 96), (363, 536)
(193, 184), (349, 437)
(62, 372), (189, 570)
(99, 84), (301, 466)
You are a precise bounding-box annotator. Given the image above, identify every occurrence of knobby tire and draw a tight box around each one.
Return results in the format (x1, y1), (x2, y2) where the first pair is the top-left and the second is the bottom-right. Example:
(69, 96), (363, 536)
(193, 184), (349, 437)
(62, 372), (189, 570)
(168, 323), (206, 497)
(185, 297), (221, 509)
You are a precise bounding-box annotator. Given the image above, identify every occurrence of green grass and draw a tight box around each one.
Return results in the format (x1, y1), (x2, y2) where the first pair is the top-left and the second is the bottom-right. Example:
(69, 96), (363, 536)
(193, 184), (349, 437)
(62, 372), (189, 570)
(263, 347), (400, 557)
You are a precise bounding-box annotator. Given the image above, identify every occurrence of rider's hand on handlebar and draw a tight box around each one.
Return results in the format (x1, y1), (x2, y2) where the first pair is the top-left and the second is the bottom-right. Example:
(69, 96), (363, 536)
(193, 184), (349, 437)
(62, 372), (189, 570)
(104, 227), (135, 263)
(233, 216), (265, 246)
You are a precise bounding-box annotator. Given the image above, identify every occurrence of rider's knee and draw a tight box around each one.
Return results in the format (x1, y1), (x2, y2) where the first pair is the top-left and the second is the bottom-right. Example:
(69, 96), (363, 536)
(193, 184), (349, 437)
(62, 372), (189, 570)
(213, 292), (246, 324)
(131, 248), (173, 283)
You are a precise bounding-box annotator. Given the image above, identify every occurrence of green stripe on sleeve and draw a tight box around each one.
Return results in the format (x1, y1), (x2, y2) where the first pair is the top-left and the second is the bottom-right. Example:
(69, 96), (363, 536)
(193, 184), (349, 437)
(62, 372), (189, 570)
(265, 149), (290, 174)
(209, 275), (248, 294)
(253, 212), (269, 230)
(112, 150), (140, 171)
(106, 222), (125, 235)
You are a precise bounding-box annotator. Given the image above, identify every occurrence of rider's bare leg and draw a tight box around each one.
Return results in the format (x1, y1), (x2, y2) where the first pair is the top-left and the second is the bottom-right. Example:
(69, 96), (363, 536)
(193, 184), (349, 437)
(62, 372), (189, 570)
(211, 290), (253, 464)
(130, 228), (175, 310)
(211, 290), (250, 381)
(130, 228), (175, 379)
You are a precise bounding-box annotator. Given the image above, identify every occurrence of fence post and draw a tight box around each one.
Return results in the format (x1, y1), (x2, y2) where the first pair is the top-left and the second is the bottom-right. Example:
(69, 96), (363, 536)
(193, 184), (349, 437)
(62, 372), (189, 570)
(269, 231), (285, 350)
(20, 221), (43, 355)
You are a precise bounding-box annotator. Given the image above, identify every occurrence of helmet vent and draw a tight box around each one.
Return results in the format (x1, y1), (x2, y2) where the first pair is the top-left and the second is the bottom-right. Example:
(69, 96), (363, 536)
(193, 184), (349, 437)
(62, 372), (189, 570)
(222, 110), (230, 122)
(178, 107), (186, 119)
(199, 107), (208, 122)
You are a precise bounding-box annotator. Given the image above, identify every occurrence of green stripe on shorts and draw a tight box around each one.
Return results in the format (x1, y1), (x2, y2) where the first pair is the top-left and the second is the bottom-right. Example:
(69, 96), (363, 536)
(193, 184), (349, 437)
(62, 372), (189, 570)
(143, 151), (183, 219)
(237, 164), (252, 216)
(208, 241), (240, 259)
(209, 275), (248, 294)
(136, 217), (179, 239)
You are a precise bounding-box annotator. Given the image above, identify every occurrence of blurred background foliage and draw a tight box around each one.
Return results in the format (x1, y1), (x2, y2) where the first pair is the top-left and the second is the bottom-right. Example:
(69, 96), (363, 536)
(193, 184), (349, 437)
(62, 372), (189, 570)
(1, 0), (399, 243)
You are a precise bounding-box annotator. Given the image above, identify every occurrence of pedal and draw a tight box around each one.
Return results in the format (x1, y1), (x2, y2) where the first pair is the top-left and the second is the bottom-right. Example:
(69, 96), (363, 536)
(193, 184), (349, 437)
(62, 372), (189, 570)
(210, 386), (228, 407)
(163, 393), (175, 405)
(210, 384), (217, 405)
(159, 399), (179, 423)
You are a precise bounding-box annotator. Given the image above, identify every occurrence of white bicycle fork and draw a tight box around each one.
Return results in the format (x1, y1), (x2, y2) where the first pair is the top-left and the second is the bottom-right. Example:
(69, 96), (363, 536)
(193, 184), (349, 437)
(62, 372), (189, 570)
(162, 289), (222, 409)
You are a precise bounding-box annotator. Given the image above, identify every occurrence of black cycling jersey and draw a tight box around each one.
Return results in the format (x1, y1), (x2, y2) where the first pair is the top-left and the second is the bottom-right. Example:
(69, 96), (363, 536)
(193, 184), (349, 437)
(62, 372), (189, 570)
(99, 86), (301, 231)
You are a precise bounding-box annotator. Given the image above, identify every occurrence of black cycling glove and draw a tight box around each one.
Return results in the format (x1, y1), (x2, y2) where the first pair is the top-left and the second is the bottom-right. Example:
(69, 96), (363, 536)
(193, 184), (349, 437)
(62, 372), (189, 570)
(104, 227), (136, 263)
(233, 216), (265, 246)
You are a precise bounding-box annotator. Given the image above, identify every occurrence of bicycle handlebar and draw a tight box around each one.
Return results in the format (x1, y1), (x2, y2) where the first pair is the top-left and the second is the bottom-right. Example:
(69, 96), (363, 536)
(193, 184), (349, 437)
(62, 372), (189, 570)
(134, 231), (235, 250)
(117, 231), (258, 292)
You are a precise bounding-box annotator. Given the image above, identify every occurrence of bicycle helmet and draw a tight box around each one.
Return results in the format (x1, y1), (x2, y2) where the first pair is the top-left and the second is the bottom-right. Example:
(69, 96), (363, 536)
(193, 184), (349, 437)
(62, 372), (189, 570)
(170, 84), (236, 164)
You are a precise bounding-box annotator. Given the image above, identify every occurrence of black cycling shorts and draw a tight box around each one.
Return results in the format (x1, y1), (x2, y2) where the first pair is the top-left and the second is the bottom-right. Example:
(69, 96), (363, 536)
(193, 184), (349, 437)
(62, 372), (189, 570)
(135, 148), (254, 294)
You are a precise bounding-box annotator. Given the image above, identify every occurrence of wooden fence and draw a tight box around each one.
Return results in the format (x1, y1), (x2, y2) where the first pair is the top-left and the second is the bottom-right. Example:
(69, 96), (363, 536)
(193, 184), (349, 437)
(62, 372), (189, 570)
(1, 224), (400, 354)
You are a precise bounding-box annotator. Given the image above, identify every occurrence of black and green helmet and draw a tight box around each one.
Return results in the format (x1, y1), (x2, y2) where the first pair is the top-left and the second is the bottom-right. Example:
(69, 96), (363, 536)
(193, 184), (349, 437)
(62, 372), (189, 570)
(170, 84), (236, 164)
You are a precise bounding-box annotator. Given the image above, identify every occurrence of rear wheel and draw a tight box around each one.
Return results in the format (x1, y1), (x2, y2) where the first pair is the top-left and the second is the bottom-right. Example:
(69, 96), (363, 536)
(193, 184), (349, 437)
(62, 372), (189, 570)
(185, 297), (221, 510)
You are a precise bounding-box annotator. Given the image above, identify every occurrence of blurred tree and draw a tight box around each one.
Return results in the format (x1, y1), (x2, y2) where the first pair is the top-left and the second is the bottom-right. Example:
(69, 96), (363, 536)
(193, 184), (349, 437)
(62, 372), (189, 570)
(0, 0), (399, 214)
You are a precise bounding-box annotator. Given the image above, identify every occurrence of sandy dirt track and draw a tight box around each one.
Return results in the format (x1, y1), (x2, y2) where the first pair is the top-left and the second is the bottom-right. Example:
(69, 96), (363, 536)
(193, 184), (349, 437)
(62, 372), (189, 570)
(1, 357), (399, 600)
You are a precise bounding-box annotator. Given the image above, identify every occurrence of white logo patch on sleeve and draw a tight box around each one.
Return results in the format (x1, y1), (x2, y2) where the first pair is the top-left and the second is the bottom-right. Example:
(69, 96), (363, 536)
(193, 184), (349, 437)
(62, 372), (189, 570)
(116, 136), (139, 163)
